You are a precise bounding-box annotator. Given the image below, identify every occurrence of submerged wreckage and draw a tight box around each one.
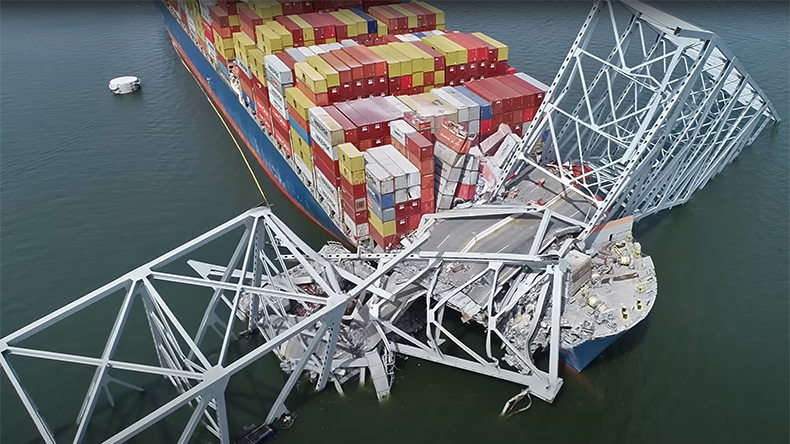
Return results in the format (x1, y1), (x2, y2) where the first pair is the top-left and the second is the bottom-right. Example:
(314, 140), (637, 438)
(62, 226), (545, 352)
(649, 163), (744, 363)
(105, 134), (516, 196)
(0, 0), (778, 443)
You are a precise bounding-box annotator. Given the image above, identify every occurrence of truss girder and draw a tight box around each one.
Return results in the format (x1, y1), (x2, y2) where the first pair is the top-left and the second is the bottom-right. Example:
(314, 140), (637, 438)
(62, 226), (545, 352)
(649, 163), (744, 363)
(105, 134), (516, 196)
(491, 0), (779, 238)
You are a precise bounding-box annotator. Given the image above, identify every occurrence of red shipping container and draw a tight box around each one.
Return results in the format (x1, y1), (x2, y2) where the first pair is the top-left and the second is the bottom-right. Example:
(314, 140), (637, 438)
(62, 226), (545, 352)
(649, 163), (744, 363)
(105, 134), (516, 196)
(324, 105), (359, 144)
(321, 13), (347, 39)
(358, 139), (372, 151)
(258, 105), (273, 133)
(343, 203), (368, 224)
(406, 131), (433, 160)
(465, 80), (504, 114)
(273, 121), (292, 157)
(299, 13), (326, 41)
(334, 102), (370, 140)
(523, 107), (538, 122)
(407, 198), (420, 215)
(210, 6), (230, 27)
(369, 224), (397, 250)
(495, 60), (508, 75)
(420, 186), (433, 202)
(288, 103), (309, 132)
(421, 173), (434, 190)
(395, 216), (409, 234)
(410, 41), (445, 71)
(399, 2), (435, 28)
(240, 7), (263, 27)
(345, 45), (387, 77)
(313, 145), (341, 185)
(368, 5), (399, 32)
(340, 174), (366, 198)
(333, 49), (365, 80)
(456, 183), (475, 201)
(407, 213), (421, 231)
(214, 24), (233, 39)
(342, 46), (375, 78)
(275, 15), (304, 43)
(296, 81), (328, 106)
(241, 21), (257, 43)
(491, 76), (530, 110)
(217, 0), (237, 15)
(394, 202), (409, 219)
(320, 53), (352, 84)
(272, 106), (289, 133)
(421, 198), (435, 214)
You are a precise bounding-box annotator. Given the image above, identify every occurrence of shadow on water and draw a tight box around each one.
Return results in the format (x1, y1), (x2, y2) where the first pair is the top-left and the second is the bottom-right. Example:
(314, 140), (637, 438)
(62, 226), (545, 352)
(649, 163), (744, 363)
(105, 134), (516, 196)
(584, 317), (651, 372)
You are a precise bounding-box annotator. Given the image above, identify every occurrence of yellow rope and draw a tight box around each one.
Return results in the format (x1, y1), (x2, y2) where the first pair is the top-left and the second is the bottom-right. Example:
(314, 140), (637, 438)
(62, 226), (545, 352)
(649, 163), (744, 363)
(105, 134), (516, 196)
(181, 57), (268, 204)
(206, 95), (268, 204)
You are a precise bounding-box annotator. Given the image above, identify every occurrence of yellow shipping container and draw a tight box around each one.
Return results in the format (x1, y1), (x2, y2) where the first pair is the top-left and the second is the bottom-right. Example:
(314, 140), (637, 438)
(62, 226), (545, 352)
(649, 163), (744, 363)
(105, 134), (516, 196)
(436, 23), (445, 30)
(412, 71), (424, 87)
(288, 15), (315, 41)
(247, 49), (267, 82)
(368, 46), (400, 78)
(471, 32), (508, 61)
(326, 37), (337, 44)
(330, 11), (358, 38)
(389, 4), (418, 29)
(256, 24), (283, 54)
(434, 69), (445, 85)
(306, 55), (340, 88)
(338, 10), (369, 37)
(228, 14), (240, 27)
(233, 32), (256, 63)
(377, 20), (388, 36)
(421, 35), (466, 66)
(338, 143), (365, 172)
(214, 31), (233, 52)
(285, 86), (316, 121)
(294, 62), (328, 94)
(290, 127), (314, 171)
(249, 1), (274, 20)
(266, 21), (294, 47)
(388, 42), (424, 73)
(414, 2), (445, 25)
(368, 210), (396, 237)
(340, 164), (366, 185)
(222, 48), (236, 60)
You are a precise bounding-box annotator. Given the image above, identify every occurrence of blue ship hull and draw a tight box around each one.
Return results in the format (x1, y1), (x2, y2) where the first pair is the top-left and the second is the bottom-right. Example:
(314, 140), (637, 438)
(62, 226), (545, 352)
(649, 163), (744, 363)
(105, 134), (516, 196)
(154, 1), (347, 242)
(560, 333), (623, 372)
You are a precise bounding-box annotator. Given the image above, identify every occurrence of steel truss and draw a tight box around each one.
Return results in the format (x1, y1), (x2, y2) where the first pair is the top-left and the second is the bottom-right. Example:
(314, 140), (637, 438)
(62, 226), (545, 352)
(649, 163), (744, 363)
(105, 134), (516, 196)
(493, 0), (779, 237)
(1, 206), (570, 443)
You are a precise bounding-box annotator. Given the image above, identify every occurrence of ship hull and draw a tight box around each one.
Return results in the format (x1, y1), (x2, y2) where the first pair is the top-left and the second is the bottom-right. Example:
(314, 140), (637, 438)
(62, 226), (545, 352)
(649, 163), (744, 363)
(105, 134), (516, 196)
(560, 332), (624, 372)
(154, 1), (347, 242)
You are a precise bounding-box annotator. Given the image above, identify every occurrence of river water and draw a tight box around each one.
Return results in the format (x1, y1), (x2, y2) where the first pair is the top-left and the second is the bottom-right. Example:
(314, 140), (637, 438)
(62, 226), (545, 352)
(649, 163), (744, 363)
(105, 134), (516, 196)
(1, 2), (788, 443)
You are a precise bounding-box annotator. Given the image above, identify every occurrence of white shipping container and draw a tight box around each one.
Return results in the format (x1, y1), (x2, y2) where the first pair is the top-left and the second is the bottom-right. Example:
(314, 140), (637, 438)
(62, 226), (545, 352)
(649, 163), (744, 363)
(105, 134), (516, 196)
(237, 58), (253, 80)
(430, 89), (470, 122)
(364, 161), (395, 195)
(264, 54), (294, 86)
(285, 47), (307, 62)
(308, 107), (343, 160)
(408, 186), (421, 200)
(380, 144), (420, 187)
(267, 81), (288, 120)
(436, 176), (459, 195)
(326, 43), (344, 51)
(492, 134), (521, 169)
(514, 72), (550, 92)
(340, 39), (358, 47)
(468, 119), (481, 135)
(343, 212), (370, 239)
(368, 147), (408, 190)
(434, 158), (463, 182)
(439, 87), (480, 121)
(434, 140), (465, 167)
(293, 153), (313, 180)
(297, 47), (316, 58)
(315, 168), (340, 205)
(394, 188), (409, 204)
(389, 119), (417, 146)
(308, 45), (327, 54)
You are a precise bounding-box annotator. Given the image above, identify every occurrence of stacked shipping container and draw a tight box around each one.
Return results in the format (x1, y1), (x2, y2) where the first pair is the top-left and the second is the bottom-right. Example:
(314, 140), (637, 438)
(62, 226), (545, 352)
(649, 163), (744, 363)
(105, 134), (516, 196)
(169, 0), (549, 251)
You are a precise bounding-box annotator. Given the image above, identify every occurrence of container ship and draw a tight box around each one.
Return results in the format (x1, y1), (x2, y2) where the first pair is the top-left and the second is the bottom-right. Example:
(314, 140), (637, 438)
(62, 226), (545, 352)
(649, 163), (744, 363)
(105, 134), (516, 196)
(156, 0), (656, 375)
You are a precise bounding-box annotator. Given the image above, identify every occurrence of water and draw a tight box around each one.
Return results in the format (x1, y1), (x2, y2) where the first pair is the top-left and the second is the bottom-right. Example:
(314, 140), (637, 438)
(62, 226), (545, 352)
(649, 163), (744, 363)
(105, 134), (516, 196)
(1, 2), (787, 443)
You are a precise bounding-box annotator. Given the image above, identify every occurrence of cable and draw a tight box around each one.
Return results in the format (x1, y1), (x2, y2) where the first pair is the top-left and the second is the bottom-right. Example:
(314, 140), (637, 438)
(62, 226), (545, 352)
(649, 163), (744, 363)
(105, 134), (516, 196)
(206, 94), (268, 204)
(180, 58), (268, 204)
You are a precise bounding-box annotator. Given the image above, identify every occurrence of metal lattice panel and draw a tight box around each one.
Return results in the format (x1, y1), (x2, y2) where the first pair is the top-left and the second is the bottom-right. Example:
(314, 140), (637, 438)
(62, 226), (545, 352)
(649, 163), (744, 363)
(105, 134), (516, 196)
(492, 0), (779, 238)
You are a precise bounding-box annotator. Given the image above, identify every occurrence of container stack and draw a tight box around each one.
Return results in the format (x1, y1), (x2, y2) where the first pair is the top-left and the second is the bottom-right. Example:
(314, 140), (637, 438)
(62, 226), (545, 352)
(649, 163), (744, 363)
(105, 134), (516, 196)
(264, 54), (294, 155)
(309, 107), (345, 221)
(433, 120), (473, 210)
(364, 145), (420, 249)
(463, 73), (547, 137)
(285, 86), (317, 179)
(430, 86), (482, 140)
(338, 142), (370, 240)
(389, 120), (435, 215)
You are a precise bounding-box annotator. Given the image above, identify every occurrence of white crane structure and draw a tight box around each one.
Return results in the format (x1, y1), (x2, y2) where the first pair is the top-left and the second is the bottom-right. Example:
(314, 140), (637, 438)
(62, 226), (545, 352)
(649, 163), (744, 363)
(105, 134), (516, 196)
(0, 1), (779, 444)
(492, 0), (779, 236)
